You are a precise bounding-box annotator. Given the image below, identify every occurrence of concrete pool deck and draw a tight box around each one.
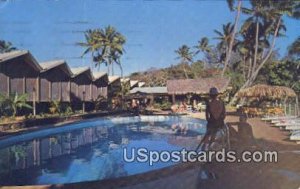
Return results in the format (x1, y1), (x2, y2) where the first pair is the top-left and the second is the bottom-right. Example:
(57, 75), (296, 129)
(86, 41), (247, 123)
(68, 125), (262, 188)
(1, 112), (300, 189)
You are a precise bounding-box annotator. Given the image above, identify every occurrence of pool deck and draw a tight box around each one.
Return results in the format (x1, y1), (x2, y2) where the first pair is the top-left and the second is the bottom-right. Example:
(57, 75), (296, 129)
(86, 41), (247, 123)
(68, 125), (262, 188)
(1, 112), (300, 189)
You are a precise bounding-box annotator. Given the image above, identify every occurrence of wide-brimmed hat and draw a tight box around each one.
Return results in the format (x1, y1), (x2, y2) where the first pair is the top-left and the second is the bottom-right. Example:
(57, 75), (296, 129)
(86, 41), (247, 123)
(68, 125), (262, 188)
(209, 87), (219, 95)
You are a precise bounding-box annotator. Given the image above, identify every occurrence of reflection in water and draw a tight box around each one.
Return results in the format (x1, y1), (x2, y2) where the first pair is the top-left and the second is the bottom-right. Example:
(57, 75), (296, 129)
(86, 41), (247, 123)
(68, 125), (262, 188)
(0, 118), (206, 186)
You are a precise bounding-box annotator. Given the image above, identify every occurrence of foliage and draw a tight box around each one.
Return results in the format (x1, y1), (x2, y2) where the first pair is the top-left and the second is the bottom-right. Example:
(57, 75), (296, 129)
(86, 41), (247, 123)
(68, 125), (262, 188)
(129, 60), (212, 87)
(267, 59), (300, 93)
(0, 93), (32, 117)
(153, 101), (172, 110)
(95, 95), (108, 110)
(49, 101), (73, 115)
(0, 40), (16, 53)
(288, 36), (300, 61)
(78, 26), (126, 76)
(175, 45), (194, 79)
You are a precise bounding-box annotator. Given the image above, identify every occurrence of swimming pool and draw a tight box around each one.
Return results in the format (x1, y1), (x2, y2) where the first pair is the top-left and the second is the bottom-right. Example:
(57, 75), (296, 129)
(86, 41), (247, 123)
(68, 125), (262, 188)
(0, 115), (207, 186)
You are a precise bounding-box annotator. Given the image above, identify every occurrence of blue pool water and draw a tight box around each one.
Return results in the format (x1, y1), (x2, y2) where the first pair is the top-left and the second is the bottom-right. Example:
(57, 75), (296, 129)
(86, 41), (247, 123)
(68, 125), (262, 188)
(0, 116), (206, 186)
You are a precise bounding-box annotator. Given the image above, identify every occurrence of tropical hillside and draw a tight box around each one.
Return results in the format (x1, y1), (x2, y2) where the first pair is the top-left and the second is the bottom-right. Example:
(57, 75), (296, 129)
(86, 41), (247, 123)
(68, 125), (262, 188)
(129, 0), (300, 101)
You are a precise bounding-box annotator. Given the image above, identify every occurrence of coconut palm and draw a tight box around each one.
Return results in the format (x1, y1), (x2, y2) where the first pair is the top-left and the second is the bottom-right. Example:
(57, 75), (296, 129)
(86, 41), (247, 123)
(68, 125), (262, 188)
(289, 36), (300, 58)
(214, 23), (235, 51)
(229, 0), (300, 104)
(214, 22), (236, 66)
(221, 0), (242, 77)
(175, 45), (193, 79)
(240, 0), (299, 88)
(0, 40), (16, 53)
(78, 26), (126, 76)
(194, 37), (212, 55)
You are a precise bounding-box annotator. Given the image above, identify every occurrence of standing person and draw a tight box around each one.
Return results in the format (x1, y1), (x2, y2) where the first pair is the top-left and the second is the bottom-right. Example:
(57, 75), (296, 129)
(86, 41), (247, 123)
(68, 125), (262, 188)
(202, 87), (226, 150)
(131, 99), (139, 116)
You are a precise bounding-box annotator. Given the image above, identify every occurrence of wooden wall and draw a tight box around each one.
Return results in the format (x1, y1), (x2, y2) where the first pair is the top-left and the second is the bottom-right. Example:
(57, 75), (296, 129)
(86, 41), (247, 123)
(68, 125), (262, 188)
(0, 56), (111, 105)
(71, 74), (92, 102)
(92, 77), (108, 100)
(40, 67), (71, 102)
(0, 56), (39, 101)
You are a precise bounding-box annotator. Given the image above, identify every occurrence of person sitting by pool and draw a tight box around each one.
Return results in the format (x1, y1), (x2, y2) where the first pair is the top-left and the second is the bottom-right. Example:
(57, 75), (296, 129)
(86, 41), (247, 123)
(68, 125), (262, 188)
(178, 101), (187, 112)
(201, 87), (226, 150)
(171, 104), (179, 113)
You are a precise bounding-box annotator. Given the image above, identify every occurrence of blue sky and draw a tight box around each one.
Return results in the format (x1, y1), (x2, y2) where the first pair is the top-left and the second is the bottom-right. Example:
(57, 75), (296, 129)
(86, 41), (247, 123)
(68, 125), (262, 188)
(0, 0), (299, 76)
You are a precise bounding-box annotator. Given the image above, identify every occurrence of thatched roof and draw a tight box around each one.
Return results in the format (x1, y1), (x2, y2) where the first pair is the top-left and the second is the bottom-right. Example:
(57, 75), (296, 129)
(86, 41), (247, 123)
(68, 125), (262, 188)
(167, 78), (230, 95)
(237, 84), (297, 99)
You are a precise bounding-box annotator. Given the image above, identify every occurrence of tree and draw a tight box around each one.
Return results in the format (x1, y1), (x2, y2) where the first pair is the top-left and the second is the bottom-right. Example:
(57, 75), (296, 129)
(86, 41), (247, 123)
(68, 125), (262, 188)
(268, 60), (300, 93)
(175, 45), (193, 79)
(194, 37), (212, 55)
(229, 0), (300, 104)
(239, 0), (299, 88)
(78, 26), (126, 76)
(0, 40), (16, 53)
(214, 22), (235, 67)
(288, 36), (300, 60)
(221, 0), (242, 77)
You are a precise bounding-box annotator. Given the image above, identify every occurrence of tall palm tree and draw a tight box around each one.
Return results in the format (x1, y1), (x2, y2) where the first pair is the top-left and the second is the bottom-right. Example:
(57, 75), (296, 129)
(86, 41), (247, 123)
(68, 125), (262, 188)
(229, 0), (300, 104)
(194, 37), (212, 55)
(214, 23), (234, 51)
(221, 0), (242, 77)
(175, 45), (193, 79)
(0, 40), (16, 53)
(78, 26), (126, 76)
(240, 0), (300, 88)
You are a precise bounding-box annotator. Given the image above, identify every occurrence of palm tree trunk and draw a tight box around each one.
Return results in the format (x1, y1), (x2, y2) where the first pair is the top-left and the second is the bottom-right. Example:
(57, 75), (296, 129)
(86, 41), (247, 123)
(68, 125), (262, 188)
(183, 65), (189, 79)
(230, 18), (281, 105)
(221, 0), (242, 77)
(107, 64), (110, 76)
(248, 18), (281, 84)
(247, 56), (252, 79)
(112, 63), (114, 75)
(252, 20), (259, 76)
(182, 61), (189, 79)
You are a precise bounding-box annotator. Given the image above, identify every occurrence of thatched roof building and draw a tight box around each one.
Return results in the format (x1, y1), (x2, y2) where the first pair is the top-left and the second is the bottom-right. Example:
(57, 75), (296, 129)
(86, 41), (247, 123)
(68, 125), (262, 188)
(237, 84), (297, 99)
(167, 78), (230, 95)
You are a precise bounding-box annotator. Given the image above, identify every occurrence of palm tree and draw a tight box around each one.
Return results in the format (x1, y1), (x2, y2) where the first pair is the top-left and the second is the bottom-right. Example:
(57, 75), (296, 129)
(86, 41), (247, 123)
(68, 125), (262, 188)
(221, 0), (242, 77)
(289, 36), (300, 57)
(0, 40), (16, 53)
(78, 26), (126, 76)
(0, 93), (32, 117)
(229, 0), (300, 104)
(240, 0), (299, 88)
(214, 22), (236, 67)
(175, 45), (193, 79)
(194, 37), (212, 55)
